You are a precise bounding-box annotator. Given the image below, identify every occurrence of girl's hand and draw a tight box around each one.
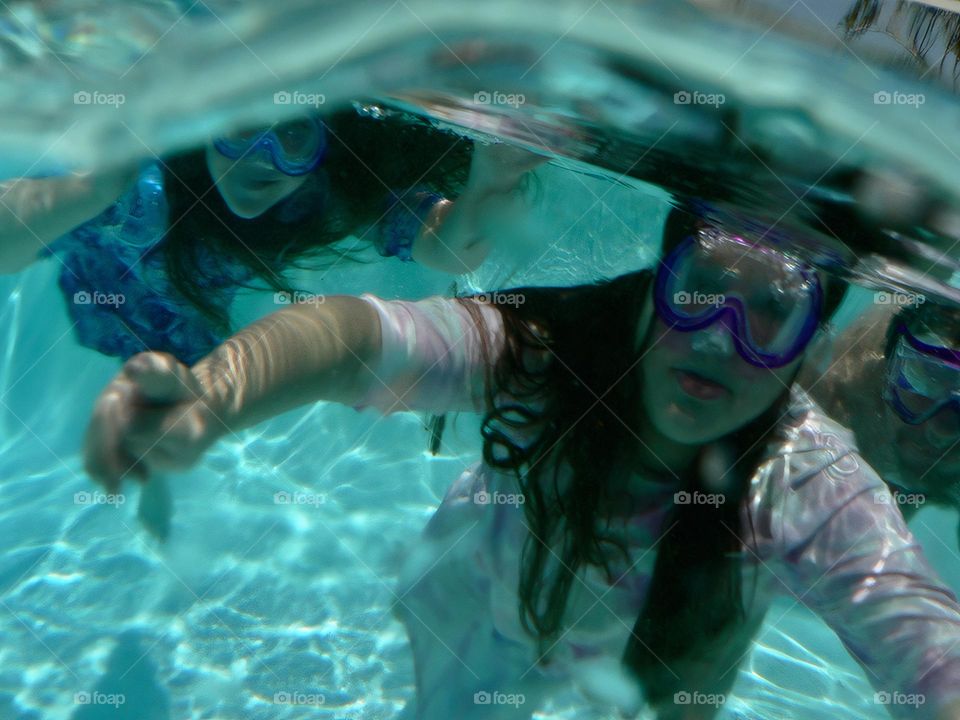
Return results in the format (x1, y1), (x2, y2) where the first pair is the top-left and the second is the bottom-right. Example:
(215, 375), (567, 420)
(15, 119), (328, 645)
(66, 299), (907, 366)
(413, 143), (547, 273)
(84, 352), (219, 493)
(467, 142), (548, 195)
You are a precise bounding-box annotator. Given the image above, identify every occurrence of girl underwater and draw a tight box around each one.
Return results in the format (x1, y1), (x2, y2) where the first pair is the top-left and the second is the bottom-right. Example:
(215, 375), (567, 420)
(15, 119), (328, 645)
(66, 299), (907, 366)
(802, 298), (960, 546)
(0, 105), (543, 364)
(82, 208), (960, 719)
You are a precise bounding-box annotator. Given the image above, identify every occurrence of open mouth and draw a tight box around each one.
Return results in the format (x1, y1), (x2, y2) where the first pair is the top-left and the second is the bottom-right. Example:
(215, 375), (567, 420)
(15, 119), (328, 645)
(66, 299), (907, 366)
(672, 367), (731, 401)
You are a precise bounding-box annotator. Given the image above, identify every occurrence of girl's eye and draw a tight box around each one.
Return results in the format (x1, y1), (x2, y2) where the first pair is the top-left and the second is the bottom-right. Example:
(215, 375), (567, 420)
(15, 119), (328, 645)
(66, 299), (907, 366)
(899, 368), (924, 393)
(901, 379), (924, 395)
(277, 121), (317, 153)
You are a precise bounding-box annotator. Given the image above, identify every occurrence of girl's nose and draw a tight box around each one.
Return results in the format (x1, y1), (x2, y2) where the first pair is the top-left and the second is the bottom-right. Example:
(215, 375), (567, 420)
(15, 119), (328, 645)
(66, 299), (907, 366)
(690, 324), (734, 357)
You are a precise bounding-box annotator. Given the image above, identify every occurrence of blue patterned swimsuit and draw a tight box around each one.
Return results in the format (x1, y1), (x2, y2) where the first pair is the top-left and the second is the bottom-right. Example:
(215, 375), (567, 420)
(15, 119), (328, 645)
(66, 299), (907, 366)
(40, 162), (445, 364)
(40, 162), (253, 365)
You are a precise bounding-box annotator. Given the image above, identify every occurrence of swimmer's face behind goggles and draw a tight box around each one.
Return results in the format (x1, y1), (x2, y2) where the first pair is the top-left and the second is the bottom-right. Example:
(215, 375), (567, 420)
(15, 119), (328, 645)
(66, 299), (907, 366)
(884, 322), (960, 426)
(654, 228), (823, 369)
(213, 116), (327, 176)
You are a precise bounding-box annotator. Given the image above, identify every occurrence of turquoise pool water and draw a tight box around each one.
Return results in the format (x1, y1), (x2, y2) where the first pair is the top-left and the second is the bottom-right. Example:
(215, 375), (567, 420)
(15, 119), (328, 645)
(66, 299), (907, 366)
(2, 171), (958, 720)
(2, 1), (960, 719)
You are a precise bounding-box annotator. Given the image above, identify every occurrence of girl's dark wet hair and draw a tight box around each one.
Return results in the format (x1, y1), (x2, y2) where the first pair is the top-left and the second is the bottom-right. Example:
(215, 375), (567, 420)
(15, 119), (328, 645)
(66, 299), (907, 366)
(460, 206), (848, 707)
(159, 107), (473, 333)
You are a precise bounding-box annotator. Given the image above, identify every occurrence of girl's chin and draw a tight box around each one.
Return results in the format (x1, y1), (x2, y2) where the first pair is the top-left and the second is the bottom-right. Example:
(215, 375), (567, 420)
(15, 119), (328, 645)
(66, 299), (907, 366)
(222, 196), (264, 219)
(667, 393), (729, 421)
(223, 185), (290, 218)
(658, 405), (723, 444)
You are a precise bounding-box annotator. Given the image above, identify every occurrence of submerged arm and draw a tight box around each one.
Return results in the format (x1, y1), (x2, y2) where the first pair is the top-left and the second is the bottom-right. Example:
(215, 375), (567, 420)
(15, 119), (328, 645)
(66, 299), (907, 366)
(193, 296), (383, 433)
(0, 165), (137, 273)
(778, 453), (960, 720)
(84, 294), (504, 490)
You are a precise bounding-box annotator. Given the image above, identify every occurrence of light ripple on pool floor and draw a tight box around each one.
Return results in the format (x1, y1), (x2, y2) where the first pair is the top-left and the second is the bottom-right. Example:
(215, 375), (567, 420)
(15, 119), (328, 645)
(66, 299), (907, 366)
(2, 406), (894, 719)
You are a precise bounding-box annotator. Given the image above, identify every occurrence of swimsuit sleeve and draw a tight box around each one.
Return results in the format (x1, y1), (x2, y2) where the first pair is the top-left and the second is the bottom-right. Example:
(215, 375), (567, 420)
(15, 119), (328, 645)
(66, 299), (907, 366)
(352, 294), (505, 415)
(769, 437), (960, 719)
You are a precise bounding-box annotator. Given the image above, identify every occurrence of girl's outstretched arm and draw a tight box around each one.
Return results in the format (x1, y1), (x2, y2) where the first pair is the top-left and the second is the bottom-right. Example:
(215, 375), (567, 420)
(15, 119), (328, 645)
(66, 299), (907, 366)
(0, 165), (137, 273)
(83, 293), (504, 492)
(770, 449), (960, 720)
(83, 296), (382, 492)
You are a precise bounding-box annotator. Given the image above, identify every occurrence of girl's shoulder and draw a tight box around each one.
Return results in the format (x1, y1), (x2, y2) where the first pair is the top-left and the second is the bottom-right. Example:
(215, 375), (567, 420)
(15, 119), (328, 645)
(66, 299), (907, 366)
(757, 385), (874, 491)
(747, 386), (888, 551)
(782, 385), (862, 460)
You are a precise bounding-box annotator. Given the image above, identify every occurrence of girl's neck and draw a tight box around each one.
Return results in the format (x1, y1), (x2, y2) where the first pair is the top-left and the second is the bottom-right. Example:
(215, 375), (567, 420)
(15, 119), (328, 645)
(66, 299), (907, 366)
(601, 417), (696, 517)
(631, 412), (699, 482)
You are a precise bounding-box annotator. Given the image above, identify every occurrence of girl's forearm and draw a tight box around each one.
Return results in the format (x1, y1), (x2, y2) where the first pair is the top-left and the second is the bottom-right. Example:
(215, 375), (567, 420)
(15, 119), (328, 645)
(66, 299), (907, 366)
(190, 296), (382, 436)
(0, 167), (136, 273)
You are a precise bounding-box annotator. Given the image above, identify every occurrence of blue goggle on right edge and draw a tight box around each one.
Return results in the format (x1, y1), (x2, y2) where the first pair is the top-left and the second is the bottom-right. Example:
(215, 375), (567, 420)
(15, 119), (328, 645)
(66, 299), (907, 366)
(654, 228), (823, 369)
(884, 323), (960, 426)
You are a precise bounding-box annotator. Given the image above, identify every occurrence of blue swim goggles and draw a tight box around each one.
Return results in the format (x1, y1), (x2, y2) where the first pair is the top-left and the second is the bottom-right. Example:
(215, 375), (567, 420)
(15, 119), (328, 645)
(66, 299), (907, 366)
(654, 228), (823, 369)
(884, 323), (960, 426)
(213, 116), (327, 176)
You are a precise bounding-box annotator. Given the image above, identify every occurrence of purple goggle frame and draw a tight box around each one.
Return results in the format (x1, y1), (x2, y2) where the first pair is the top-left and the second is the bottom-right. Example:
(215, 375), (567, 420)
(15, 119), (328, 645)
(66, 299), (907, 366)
(213, 116), (327, 177)
(653, 233), (823, 369)
(884, 322), (960, 425)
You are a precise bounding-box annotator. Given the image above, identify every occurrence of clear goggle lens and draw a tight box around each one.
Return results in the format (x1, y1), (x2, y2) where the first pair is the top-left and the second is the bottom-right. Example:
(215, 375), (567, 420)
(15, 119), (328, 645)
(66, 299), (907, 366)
(660, 230), (820, 357)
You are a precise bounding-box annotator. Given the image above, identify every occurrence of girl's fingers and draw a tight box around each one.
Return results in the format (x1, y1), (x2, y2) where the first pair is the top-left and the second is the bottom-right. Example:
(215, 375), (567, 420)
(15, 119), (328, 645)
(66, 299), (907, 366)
(123, 352), (199, 405)
(83, 384), (141, 493)
(84, 352), (198, 491)
(124, 403), (209, 471)
(122, 441), (181, 472)
(85, 352), (210, 492)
